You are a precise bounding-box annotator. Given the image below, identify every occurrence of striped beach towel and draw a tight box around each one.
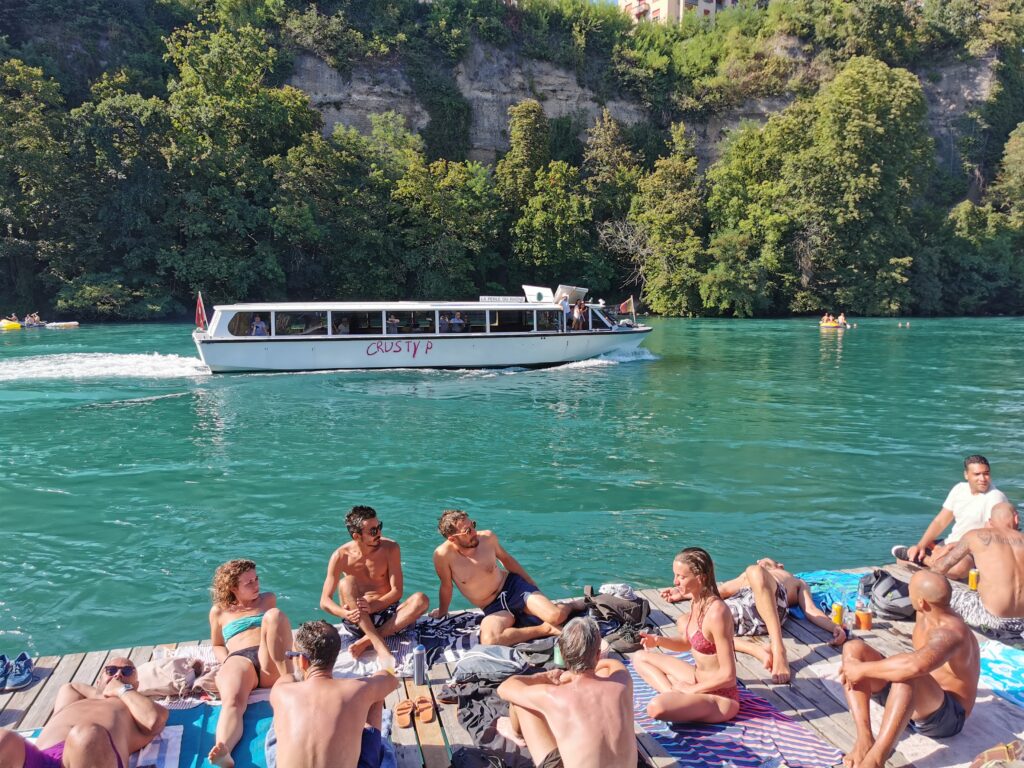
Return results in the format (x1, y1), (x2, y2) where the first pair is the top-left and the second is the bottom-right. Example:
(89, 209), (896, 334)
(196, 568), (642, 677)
(629, 660), (843, 768)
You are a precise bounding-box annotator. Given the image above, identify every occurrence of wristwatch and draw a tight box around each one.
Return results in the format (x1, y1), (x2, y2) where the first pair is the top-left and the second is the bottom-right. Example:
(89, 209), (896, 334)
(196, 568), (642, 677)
(116, 683), (134, 697)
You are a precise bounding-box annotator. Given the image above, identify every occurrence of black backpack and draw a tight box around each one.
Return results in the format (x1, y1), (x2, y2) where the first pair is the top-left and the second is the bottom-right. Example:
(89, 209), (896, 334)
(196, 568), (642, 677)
(860, 569), (915, 620)
(582, 585), (653, 652)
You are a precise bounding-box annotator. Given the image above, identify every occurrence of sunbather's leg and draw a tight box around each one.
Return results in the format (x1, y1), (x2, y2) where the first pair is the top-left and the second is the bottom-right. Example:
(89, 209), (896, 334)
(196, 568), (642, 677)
(480, 611), (558, 646)
(508, 703), (558, 765)
(375, 592), (430, 639)
(210, 656), (258, 768)
(841, 640), (890, 768)
(0, 730), (28, 768)
(62, 723), (122, 768)
(859, 673), (946, 768)
(632, 650), (696, 693)
(523, 592), (585, 627)
(257, 607), (293, 686)
(341, 578), (397, 669)
(743, 565), (790, 684)
(647, 691), (739, 724)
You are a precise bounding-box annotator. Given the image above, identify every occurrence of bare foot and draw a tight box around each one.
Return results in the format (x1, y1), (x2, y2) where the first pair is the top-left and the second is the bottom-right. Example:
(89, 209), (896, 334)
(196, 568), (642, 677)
(842, 738), (874, 768)
(750, 644), (772, 673)
(541, 622), (562, 637)
(770, 645), (791, 684)
(496, 716), (527, 747)
(349, 636), (373, 658)
(209, 742), (235, 768)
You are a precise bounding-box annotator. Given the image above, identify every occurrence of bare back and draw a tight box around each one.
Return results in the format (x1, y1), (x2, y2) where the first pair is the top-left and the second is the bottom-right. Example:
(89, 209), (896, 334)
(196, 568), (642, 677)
(436, 531), (507, 608)
(334, 538), (398, 604)
(528, 669), (637, 768)
(912, 610), (980, 714)
(271, 678), (376, 768)
(969, 529), (1024, 616)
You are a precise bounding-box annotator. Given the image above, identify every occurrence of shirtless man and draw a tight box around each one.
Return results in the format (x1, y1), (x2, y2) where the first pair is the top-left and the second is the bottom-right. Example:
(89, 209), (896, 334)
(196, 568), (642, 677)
(430, 509), (581, 646)
(931, 502), (1024, 640)
(496, 617), (640, 768)
(893, 455), (1008, 579)
(0, 657), (167, 768)
(839, 571), (979, 768)
(320, 506), (429, 670)
(268, 620), (398, 768)
(663, 557), (845, 684)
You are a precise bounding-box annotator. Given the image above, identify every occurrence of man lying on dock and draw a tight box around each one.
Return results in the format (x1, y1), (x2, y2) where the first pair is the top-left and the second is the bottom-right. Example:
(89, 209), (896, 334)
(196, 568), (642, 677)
(496, 617), (644, 768)
(892, 454), (1008, 579)
(267, 620), (398, 768)
(0, 657), (168, 768)
(320, 505), (429, 670)
(662, 557), (845, 684)
(430, 509), (584, 646)
(931, 501), (1024, 641)
(839, 571), (979, 768)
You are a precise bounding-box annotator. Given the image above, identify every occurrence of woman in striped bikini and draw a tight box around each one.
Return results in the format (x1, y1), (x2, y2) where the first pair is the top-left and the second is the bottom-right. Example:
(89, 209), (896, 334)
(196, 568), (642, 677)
(208, 559), (295, 768)
(633, 547), (741, 724)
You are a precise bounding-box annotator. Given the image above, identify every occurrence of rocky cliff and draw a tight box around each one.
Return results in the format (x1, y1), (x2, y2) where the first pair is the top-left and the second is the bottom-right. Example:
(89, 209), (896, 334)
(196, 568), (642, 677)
(286, 42), (997, 172)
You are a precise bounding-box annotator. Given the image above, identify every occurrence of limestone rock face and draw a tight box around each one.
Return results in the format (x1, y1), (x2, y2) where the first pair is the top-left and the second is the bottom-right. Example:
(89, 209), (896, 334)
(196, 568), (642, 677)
(687, 95), (796, 170)
(455, 42), (647, 163)
(288, 53), (430, 137)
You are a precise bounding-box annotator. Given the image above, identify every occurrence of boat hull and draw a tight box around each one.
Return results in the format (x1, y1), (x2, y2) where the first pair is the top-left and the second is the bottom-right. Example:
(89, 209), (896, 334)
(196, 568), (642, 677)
(194, 328), (651, 373)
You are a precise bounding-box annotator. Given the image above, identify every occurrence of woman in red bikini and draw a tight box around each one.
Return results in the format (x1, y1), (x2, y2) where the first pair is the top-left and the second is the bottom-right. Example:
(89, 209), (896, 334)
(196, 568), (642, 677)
(633, 547), (741, 724)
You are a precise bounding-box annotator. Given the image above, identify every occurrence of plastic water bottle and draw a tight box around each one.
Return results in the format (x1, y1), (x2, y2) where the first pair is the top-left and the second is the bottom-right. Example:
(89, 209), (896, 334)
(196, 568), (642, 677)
(412, 644), (427, 686)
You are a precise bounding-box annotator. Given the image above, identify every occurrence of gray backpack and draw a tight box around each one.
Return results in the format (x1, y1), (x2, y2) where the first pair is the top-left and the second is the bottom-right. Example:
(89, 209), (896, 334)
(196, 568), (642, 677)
(861, 570), (914, 620)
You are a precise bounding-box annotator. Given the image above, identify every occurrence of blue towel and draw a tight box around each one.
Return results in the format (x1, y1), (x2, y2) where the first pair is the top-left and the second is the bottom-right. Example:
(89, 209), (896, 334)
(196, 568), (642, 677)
(980, 639), (1024, 710)
(166, 700), (272, 768)
(795, 570), (865, 614)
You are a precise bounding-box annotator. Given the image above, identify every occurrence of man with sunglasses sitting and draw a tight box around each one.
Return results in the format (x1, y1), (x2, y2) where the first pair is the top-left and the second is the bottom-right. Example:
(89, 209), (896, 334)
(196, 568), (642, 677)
(0, 657), (167, 768)
(267, 621), (398, 768)
(320, 506), (429, 670)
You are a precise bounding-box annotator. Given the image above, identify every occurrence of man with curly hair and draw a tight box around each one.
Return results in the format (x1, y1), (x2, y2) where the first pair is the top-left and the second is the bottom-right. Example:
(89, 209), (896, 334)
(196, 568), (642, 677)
(320, 506), (429, 670)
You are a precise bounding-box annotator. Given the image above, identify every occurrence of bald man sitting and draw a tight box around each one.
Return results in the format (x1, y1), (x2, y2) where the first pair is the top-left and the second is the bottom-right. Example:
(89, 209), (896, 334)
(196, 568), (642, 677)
(838, 571), (979, 768)
(931, 502), (1024, 641)
(0, 656), (168, 768)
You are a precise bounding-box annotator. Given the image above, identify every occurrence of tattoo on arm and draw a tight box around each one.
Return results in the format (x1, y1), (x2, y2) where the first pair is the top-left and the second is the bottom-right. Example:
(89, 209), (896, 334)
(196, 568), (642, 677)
(932, 540), (970, 573)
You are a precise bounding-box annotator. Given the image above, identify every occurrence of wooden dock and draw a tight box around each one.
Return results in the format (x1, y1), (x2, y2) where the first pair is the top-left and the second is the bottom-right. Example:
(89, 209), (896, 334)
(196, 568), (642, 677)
(1, 565), (1021, 767)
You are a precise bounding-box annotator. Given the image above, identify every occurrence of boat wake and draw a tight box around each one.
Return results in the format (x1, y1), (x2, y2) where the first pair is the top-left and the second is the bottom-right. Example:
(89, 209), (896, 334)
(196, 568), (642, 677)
(0, 353), (210, 382)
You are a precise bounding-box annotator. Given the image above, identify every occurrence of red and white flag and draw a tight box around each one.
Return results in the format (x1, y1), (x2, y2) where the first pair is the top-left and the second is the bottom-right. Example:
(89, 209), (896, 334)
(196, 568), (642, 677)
(618, 296), (634, 315)
(195, 292), (208, 330)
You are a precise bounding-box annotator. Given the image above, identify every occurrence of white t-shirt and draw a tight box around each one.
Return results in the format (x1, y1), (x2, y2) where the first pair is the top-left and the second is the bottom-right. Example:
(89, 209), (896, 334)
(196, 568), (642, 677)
(943, 482), (1009, 542)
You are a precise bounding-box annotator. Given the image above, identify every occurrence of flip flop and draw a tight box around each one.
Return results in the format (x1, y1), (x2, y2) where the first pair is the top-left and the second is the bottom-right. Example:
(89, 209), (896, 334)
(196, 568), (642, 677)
(414, 695), (435, 724)
(394, 699), (414, 728)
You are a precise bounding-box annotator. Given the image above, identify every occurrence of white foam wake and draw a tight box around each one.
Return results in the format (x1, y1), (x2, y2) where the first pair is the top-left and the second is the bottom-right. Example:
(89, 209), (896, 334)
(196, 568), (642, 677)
(0, 353), (210, 382)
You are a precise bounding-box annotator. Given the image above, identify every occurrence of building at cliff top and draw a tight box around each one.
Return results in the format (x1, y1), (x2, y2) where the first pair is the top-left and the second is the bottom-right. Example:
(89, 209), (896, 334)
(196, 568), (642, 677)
(619, 0), (739, 22)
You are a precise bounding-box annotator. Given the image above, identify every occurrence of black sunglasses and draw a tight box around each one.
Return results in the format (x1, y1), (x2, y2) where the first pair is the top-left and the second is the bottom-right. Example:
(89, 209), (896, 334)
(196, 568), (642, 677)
(105, 665), (135, 676)
(364, 523), (383, 536)
(285, 650), (308, 660)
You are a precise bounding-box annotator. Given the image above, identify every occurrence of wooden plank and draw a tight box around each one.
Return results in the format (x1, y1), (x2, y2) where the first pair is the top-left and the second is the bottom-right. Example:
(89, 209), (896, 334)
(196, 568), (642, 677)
(388, 678), (423, 768)
(0, 654), (58, 730)
(17, 653), (87, 730)
(406, 676), (448, 768)
(427, 661), (474, 753)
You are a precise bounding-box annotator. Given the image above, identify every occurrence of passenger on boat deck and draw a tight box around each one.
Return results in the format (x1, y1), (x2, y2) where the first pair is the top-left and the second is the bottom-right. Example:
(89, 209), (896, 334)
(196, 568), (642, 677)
(572, 299), (586, 331)
(450, 312), (465, 332)
(634, 547), (741, 725)
(662, 556), (845, 685)
(208, 559), (294, 768)
(495, 617), (645, 768)
(840, 571), (979, 768)
(931, 502), (1024, 641)
(0, 655), (167, 768)
(430, 509), (585, 646)
(267, 620), (398, 768)
(894, 454), (1008, 579)
(439, 313), (450, 333)
(558, 294), (571, 329)
(386, 315), (399, 334)
(249, 314), (268, 337)
(319, 506), (429, 670)
(335, 317), (350, 335)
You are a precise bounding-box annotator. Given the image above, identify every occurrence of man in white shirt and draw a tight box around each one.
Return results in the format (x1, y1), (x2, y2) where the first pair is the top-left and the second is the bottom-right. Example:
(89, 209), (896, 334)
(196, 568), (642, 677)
(893, 455), (1008, 579)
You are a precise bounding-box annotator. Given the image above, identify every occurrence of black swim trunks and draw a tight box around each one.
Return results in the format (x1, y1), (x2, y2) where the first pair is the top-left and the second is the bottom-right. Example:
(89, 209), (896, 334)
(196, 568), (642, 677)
(874, 684), (966, 738)
(537, 748), (563, 768)
(482, 572), (541, 627)
(226, 645), (261, 676)
(342, 602), (398, 638)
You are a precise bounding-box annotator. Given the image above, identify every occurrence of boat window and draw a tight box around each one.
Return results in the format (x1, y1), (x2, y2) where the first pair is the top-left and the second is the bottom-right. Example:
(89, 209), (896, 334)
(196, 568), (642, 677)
(489, 310), (535, 333)
(536, 310), (561, 332)
(384, 311), (424, 334)
(275, 311), (328, 336)
(227, 312), (272, 337)
(330, 311), (363, 335)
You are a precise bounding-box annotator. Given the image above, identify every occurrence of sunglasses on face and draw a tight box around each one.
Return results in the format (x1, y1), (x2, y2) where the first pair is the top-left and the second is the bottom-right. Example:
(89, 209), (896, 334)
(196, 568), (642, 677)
(363, 523), (383, 536)
(285, 650), (308, 661)
(105, 665), (135, 677)
(456, 520), (477, 536)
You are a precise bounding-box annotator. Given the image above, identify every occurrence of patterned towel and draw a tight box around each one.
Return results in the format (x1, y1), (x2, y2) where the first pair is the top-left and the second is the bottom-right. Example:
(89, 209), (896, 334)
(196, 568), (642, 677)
(981, 639), (1024, 709)
(795, 570), (865, 614)
(629, 659), (843, 768)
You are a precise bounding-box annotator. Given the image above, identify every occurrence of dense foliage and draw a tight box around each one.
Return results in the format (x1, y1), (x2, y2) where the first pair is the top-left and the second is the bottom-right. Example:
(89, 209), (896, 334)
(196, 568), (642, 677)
(1, 0), (1023, 318)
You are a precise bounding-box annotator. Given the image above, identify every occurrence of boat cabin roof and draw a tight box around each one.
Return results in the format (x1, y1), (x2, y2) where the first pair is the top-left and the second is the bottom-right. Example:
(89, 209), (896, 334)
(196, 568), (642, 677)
(213, 300), (595, 313)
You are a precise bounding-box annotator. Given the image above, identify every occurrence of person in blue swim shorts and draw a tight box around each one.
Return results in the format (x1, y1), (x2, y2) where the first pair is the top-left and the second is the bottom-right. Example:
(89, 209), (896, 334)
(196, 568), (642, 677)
(430, 509), (585, 646)
(839, 571), (979, 768)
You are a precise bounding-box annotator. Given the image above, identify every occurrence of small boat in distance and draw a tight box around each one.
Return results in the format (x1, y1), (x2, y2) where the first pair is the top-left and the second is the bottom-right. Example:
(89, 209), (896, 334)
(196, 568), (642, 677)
(193, 285), (651, 373)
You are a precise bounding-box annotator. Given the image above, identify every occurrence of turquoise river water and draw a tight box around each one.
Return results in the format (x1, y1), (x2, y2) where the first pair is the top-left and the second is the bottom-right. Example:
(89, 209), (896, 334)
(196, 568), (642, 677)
(2, 318), (1023, 656)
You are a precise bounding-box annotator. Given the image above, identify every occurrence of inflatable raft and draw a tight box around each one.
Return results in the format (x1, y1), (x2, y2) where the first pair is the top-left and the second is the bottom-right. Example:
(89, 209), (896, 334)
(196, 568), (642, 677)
(0, 319), (20, 330)
(46, 321), (79, 330)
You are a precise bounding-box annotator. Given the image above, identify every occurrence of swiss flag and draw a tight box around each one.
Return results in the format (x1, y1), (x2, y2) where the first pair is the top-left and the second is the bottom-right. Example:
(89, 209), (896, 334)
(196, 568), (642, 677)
(195, 292), (208, 330)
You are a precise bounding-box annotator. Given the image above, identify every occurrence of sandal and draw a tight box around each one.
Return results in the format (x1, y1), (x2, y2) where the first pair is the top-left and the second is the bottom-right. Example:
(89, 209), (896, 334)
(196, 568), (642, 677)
(414, 695), (435, 724)
(394, 699), (415, 728)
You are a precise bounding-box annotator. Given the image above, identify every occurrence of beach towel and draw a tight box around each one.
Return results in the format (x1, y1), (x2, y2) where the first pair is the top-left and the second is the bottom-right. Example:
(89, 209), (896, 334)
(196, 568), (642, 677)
(628, 657), (843, 768)
(795, 570), (865, 615)
(809, 657), (1024, 768)
(981, 640), (1024, 710)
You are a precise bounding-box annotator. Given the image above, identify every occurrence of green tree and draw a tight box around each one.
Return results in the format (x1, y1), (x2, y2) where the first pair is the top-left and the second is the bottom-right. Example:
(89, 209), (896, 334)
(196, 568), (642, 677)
(495, 99), (550, 211)
(989, 121), (1024, 225)
(582, 108), (642, 223)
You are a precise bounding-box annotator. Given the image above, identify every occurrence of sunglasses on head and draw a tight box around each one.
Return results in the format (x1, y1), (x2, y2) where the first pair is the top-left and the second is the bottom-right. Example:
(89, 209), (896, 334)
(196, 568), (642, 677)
(105, 665), (135, 676)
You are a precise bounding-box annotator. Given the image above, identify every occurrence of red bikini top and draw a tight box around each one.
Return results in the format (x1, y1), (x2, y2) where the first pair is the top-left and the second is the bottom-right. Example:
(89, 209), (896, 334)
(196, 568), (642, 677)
(687, 604), (717, 655)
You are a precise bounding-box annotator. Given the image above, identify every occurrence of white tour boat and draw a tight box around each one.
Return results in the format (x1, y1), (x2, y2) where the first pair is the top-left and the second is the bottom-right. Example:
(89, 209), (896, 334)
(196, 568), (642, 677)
(192, 285), (651, 373)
